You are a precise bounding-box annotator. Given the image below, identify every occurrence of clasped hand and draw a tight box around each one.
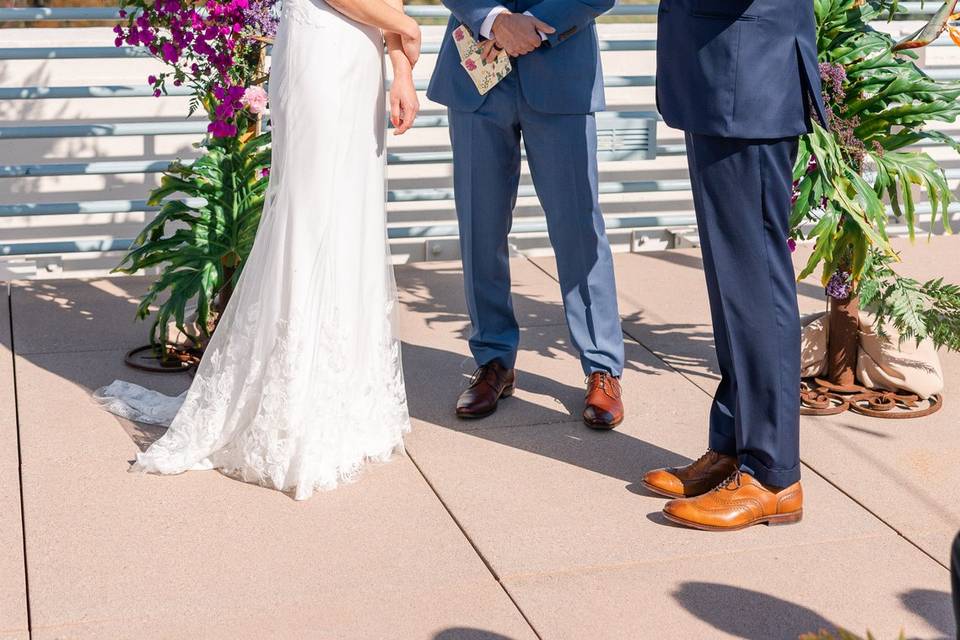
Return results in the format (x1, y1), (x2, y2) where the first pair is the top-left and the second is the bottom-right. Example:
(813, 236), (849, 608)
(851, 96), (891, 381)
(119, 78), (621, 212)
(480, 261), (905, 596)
(483, 12), (555, 61)
(390, 18), (422, 136)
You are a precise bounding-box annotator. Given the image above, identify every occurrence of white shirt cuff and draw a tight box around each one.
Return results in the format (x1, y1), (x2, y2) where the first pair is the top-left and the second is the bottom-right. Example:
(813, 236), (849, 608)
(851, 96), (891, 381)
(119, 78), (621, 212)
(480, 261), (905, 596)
(480, 7), (547, 42)
(523, 11), (547, 42)
(523, 10), (548, 41)
(480, 6), (509, 39)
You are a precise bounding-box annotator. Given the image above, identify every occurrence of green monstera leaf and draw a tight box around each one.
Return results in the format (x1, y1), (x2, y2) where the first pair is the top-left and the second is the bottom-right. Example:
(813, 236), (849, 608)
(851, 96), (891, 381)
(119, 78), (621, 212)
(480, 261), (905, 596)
(114, 131), (272, 348)
(793, 0), (960, 349)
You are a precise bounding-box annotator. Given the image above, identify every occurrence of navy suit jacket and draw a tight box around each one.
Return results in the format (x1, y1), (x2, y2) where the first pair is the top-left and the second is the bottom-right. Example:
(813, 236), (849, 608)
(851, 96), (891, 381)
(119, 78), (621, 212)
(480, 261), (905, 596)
(426, 0), (614, 114)
(656, 0), (829, 139)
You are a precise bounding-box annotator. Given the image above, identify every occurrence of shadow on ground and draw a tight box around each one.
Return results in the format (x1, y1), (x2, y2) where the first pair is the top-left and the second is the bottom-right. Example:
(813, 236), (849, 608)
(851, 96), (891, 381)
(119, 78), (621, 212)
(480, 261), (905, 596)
(900, 589), (956, 640)
(7, 260), (708, 494)
(675, 582), (956, 640)
(674, 582), (835, 639)
(396, 263), (699, 485)
(433, 629), (519, 640)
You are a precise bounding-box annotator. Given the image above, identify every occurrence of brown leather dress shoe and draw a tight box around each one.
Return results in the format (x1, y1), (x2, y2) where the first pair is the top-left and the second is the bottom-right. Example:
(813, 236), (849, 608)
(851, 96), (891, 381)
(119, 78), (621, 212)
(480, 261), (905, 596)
(583, 372), (624, 430)
(642, 449), (739, 499)
(662, 471), (803, 531)
(456, 361), (516, 419)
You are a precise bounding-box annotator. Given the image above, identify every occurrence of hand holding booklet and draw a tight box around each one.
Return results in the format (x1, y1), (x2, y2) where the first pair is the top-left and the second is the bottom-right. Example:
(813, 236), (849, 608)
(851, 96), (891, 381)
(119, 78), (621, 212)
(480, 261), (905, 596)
(452, 25), (512, 95)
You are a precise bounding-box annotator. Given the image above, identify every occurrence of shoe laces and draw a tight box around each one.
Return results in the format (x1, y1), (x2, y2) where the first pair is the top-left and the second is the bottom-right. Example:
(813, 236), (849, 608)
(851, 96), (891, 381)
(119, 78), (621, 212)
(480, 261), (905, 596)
(714, 469), (743, 492)
(693, 449), (716, 466)
(468, 367), (487, 387)
(586, 372), (618, 395)
(585, 372), (604, 388)
(469, 364), (498, 388)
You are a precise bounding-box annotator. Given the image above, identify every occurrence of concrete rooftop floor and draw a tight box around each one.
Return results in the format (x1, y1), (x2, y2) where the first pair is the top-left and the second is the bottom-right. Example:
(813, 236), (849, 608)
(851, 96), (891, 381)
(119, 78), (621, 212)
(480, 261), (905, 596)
(1, 237), (958, 639)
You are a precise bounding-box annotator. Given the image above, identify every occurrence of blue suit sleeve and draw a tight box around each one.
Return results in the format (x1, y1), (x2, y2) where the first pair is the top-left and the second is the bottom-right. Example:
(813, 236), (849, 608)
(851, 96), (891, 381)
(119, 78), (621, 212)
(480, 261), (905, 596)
(441, 0), (506, 38)
(525, 0), (615, 47)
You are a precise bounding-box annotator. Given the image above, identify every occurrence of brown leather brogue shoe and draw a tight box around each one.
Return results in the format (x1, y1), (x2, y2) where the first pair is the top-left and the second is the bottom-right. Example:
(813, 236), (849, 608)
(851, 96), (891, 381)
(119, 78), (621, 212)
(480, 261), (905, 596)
(662, 471), (803, 531)
(583, 372), (624, 430)
(456, 361), (516, 419)
(642, 449), (739, 499)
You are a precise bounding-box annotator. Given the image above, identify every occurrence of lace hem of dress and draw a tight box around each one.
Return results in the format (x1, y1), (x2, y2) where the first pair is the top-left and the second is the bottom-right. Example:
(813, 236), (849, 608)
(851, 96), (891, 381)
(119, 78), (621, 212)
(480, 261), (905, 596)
(99, 295), (410, 501)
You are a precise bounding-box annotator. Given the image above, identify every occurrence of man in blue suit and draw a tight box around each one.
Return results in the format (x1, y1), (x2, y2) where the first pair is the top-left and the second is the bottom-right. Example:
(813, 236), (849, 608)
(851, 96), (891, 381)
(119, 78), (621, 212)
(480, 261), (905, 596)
(427, 0), (626, 428)
(642, 0), (829, 530)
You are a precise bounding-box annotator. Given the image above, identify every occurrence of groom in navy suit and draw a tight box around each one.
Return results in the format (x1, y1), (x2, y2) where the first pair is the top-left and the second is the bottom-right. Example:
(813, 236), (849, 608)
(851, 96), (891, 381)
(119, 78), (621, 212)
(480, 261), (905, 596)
(428, 0), (626, 428)
(642, 0), (829, 531)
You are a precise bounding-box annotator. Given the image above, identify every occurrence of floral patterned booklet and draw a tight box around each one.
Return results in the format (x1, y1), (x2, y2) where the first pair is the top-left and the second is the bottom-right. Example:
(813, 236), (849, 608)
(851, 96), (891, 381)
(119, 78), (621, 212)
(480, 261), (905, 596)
(453, 25), (513, 95)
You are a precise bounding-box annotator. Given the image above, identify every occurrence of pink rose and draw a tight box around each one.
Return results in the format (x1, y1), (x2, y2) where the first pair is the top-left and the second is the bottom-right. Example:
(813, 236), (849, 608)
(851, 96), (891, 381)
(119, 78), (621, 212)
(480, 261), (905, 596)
(464, 58), (477, 71)
(454, 29), (464, 41)
(240, 85), (268, 115)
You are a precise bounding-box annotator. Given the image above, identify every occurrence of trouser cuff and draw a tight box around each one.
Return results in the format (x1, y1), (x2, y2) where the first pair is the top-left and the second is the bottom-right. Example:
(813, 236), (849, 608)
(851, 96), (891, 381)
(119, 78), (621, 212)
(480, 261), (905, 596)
(584, 363), (623, 378)
(475, 352), (517, 371)
(708, 430), (738, 458)
(738, 452), (801, 487)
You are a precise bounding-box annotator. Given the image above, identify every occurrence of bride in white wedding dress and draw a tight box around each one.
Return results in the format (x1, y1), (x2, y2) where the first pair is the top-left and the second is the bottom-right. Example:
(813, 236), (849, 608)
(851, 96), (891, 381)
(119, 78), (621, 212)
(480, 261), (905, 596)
(95, 0), (422, 500)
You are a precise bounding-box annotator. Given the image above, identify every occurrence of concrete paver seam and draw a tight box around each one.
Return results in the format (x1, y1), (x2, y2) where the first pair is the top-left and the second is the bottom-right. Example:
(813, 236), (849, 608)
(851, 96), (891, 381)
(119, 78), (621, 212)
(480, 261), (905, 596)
(799, 460), (951, 572)
(6, 282), (32, 638)
(404, 448), (545, 640)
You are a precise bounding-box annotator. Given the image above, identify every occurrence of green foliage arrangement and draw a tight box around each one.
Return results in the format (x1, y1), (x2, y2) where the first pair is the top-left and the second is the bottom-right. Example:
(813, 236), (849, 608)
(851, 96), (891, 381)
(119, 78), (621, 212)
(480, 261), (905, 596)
(114, 131), (272, 347)
(793, 0), (960, 349)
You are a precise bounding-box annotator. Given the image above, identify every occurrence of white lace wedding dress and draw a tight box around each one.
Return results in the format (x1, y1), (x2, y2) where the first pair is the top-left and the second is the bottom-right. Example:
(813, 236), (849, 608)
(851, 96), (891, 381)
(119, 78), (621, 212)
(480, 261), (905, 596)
(95, 0), (411, 500)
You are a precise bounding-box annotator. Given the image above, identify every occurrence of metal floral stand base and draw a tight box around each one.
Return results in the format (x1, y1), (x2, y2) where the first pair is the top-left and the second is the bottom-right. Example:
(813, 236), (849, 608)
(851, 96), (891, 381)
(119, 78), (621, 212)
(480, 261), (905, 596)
(799, 291), (944, 420)
(801, 378), (943, 419)
(124, 344), (200, 373)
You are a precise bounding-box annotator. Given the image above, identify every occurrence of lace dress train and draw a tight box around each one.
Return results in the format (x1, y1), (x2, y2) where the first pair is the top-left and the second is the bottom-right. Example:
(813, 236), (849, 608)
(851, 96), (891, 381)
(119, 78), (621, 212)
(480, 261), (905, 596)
(95, 0), (411, 500)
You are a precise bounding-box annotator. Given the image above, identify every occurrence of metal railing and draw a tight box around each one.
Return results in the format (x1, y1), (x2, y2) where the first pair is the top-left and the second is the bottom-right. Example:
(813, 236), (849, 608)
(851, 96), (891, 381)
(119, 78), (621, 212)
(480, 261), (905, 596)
(1, 2), (957, 267)
(0, 2), (944, 21)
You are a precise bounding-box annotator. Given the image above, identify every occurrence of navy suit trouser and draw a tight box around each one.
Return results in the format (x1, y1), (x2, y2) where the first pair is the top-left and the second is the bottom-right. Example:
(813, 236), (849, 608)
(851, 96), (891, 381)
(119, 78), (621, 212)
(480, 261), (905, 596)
(448, 72), (624, 377)
(952, 531), (960, 638)
(685, 132), (802, 487)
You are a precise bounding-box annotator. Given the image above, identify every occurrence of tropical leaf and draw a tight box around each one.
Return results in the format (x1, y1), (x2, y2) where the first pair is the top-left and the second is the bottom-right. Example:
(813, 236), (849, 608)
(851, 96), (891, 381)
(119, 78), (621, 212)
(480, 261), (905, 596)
(795, 0), (960, 350)
(115, 132), (272, 346)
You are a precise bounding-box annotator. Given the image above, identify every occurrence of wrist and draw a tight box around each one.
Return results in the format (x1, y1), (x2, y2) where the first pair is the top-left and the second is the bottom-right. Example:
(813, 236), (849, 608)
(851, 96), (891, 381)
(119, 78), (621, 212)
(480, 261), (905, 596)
(402, 16), (418, 40)
(391, 64), (413, 81)
(491, 11), (511, 35)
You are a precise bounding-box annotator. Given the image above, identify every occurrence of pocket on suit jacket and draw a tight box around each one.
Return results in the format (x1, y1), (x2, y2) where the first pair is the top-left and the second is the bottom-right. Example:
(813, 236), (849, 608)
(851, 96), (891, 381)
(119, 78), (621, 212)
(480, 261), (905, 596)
(684, 9), (750, 123)
(691, 0), (758, 20)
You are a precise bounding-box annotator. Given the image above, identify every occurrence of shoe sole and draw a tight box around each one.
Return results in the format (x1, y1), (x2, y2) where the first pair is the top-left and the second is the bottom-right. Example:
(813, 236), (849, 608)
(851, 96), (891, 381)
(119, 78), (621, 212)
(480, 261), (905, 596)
(640, 480), (688, 499)
(583, 414), (624, 430)
(456, 385), (515, 420)
(661, 509), (803, 532)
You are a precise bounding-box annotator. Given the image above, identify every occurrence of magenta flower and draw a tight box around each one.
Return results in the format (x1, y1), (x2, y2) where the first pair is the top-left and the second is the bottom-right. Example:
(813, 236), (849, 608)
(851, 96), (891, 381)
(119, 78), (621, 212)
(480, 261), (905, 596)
(208, 119), (237, 138)
(787, 238), (797, 253)
(114, 0), (279, 137)
(160, 42), (178, 63)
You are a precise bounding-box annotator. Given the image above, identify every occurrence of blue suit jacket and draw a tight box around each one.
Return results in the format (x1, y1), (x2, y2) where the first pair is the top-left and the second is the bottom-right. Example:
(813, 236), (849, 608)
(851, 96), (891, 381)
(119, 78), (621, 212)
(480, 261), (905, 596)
(426, 0), (614, 114)
(656, 0), (829, 139)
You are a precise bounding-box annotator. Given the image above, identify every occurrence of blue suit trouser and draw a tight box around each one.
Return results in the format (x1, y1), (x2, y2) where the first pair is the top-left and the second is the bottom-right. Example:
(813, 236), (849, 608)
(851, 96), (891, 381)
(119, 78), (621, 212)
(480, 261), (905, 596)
(448, 73), (625, 377)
